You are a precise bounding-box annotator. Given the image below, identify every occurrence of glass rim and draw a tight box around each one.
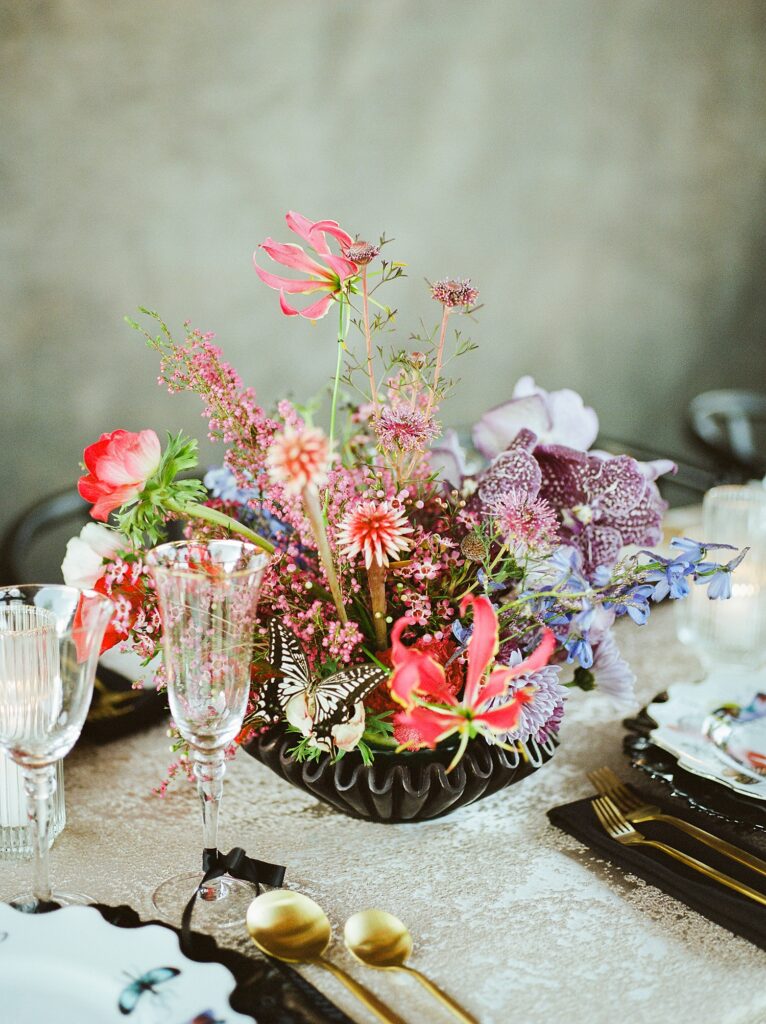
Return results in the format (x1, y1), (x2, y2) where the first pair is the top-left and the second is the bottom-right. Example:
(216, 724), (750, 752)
(145, 539), (271, 579)
(0, 583), (112, 606)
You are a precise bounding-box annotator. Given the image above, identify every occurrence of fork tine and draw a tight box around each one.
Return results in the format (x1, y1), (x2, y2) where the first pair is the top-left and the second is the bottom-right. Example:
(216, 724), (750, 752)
(591, 766), (643, 812)
(592, 797), (612, 834)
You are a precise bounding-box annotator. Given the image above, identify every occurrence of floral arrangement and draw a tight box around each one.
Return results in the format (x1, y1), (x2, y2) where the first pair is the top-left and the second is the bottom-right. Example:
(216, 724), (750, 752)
(63, 210), (746, 775)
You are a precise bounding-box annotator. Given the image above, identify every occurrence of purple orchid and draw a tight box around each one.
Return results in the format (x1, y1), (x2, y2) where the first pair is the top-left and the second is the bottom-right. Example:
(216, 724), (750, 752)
(473, 376), (599, 459)
(535, 446), (671, 577)
(475, 428), (542, 508)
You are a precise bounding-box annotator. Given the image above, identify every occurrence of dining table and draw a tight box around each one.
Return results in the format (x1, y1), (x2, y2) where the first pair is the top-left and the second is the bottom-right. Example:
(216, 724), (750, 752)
(3, 604), (765, 1024)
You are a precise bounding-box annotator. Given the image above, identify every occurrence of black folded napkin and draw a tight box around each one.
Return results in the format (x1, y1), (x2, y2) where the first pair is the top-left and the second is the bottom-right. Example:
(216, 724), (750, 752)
(548, 792), (766, 949)
(15, 900), (355, 1024)
(82, 663), (168, 743)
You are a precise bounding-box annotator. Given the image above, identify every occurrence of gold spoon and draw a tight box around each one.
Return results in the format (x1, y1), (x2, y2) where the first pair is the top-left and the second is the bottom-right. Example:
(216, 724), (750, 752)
(246, 891), (407, 1024)
(344, 909), (479, 1024)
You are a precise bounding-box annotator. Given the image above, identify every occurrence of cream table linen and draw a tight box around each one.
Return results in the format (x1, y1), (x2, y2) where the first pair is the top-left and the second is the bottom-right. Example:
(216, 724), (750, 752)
(3, 607), (765, 1024)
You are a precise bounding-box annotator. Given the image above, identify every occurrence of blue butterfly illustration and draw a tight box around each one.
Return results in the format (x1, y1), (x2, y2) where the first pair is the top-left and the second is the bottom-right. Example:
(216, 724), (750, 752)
(118, 966), (181, 1015)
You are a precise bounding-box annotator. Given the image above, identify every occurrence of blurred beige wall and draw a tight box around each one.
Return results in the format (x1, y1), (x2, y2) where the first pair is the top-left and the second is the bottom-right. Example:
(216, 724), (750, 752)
(1, 0), (765, 535)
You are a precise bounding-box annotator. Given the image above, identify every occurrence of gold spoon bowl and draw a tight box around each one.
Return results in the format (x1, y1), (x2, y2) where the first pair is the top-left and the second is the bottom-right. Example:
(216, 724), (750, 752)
(344, 909), (480, 1024)
(246, 891), (406, 1024)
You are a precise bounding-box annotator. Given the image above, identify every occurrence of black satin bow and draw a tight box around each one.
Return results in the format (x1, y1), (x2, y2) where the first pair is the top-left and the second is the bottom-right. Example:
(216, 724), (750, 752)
(181, 846), (286, 948)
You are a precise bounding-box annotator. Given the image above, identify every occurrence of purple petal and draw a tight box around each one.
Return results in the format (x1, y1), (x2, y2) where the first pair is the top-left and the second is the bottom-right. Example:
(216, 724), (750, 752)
(544, 387), (599, 450)
(472, 394), (551, 459)
(587, 455), (647, 517)
(430, 428), (468, 488)
(578, 524), (623, 575)
(477, 448), (542, 505)
(536, 445), (589, 509)
(592, 631), (637, 704)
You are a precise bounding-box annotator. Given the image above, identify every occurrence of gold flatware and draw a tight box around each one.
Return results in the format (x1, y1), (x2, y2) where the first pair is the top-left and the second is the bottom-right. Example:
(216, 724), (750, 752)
(588, 766), (766, 880)
(246, 891), (407, 1024)
(344, 909), (479, 1024)
(591, 795), (766, 906)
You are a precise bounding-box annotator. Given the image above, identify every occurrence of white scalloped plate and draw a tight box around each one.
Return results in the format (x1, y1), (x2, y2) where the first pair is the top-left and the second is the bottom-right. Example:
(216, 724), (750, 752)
(648, 668), (766, 802)
(0, 903), (253, 1024)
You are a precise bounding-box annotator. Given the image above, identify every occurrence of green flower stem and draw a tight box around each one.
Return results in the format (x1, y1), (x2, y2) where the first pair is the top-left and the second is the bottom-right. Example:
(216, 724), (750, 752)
(362, 730), (399, 748)
(328, 293), (346, 454)
(167, 499), (275, 555)
(302, 486), (348, 625)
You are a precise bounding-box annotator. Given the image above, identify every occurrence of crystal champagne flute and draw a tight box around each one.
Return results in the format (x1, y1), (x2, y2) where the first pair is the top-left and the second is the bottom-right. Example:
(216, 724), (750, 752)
(0, 584), (113, 911)
(146, 540), (269, 927)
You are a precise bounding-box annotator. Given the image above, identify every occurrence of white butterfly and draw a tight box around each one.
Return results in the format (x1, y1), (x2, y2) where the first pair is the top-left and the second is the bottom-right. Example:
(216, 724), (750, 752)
(255, 621), (388, 743)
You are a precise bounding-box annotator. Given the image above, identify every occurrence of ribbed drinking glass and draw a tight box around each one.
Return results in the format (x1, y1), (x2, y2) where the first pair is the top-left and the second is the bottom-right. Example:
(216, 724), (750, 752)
(0, 585), (113, 911)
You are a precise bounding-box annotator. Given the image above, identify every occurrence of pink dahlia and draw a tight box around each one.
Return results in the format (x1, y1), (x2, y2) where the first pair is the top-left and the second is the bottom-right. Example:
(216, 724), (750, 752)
(375, 405), (438, 453)
(337, 500), (413, 568)
(430, 278), (479, 309)
(266, 426), (330, 494)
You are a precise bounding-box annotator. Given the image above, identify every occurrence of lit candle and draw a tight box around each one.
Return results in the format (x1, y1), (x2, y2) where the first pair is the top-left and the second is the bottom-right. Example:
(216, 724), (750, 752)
(0, 755), (27, 828)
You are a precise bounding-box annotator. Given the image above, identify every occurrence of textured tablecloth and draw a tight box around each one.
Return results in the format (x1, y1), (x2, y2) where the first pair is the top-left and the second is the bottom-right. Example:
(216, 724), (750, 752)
(3, 607), (765, 1024)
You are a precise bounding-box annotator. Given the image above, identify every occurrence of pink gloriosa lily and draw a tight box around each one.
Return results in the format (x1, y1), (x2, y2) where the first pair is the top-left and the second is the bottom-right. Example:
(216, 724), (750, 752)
(253, 211), (359, 320)
(389, 595), (556, 770)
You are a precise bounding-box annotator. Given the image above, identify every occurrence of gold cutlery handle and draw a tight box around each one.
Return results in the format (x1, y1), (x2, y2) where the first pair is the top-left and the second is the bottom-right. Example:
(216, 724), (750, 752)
(401, 965), (480, 1024)
(645, 840), (766, 906)
(652, 813), (766, 879)
(317, 956), (408, 1024)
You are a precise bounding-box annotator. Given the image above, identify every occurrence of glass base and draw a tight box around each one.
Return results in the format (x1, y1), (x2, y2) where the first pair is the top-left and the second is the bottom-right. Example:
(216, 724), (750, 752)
(151, 871), (258, 930)
(9, 890), (93, 913)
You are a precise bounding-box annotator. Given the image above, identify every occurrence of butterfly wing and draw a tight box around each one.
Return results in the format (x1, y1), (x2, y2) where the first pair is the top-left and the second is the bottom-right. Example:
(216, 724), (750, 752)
(143, 966), (181, 987)
(118, 982), (141, 1015)
(311, 665), (389, 742)
(253, 621), (313, 723)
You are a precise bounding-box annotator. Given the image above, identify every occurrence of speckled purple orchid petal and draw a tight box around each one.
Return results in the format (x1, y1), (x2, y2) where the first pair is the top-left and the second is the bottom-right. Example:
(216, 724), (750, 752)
(587, 455), (647, 517)
(536, 444), (590, 509)
(477, 446), (542, 506)
(615, 481), (667, 546)
(578, 524), (623, 574)
(472, 394), (551, 459)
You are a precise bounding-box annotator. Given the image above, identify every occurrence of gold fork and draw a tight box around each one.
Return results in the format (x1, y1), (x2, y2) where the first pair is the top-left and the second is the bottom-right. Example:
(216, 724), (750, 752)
(591, 796), (766, 905)
(588, 766), (766, 880)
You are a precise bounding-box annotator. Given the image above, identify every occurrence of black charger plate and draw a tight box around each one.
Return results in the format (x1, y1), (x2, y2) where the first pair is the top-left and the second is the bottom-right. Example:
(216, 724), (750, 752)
(623, 698), (766, 832)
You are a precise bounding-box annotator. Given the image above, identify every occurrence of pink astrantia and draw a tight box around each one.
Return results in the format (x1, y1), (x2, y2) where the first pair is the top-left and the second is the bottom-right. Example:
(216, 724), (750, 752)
(375, 405), (439, 454)
(253, 211), (359, 320)
(473, 376), (599, 459)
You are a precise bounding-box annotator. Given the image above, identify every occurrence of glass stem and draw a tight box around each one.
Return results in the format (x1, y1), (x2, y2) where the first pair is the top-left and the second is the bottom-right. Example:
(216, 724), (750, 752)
(23, 763), (56, 908)
(193, 749), (226, 901)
